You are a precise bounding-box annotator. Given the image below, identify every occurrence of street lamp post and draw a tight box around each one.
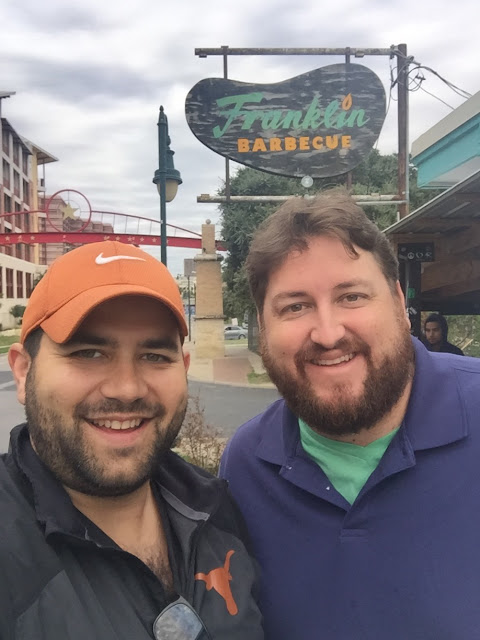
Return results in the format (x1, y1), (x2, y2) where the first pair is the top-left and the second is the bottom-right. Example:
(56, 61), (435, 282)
(153, 106), (182, 266)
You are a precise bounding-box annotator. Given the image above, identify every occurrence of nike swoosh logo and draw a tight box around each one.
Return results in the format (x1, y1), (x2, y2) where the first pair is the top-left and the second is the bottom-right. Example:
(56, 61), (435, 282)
(95, 253), (146, 265)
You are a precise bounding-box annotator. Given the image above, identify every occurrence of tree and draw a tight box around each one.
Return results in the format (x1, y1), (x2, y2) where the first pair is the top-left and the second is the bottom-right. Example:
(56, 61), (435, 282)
(442, 315), (480, 358)
(219, 151), (442, 318)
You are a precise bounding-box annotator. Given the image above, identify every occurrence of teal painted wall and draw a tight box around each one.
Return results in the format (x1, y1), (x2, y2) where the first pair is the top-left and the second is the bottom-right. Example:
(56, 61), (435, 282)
(414, 114), (480, 187)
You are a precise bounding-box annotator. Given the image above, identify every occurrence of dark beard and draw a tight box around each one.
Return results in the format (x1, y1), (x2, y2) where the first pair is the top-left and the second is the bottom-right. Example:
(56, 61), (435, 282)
(261, 321), (414, 438)
(25, 367), (187, 497)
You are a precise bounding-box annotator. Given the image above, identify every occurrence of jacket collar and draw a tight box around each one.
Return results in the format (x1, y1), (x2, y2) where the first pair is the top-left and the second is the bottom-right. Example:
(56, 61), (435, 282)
(8, 424), (97, 540)
(255, 337), (470, 465)
(8, 424), (224, 540)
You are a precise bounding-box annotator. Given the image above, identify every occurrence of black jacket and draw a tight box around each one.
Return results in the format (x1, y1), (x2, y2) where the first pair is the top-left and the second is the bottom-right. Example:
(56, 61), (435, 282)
(0, 424), (263, 640)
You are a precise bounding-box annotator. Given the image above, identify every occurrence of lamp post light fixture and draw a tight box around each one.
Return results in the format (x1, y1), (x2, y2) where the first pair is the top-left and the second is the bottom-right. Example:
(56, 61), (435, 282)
(153, 105), (182, 266)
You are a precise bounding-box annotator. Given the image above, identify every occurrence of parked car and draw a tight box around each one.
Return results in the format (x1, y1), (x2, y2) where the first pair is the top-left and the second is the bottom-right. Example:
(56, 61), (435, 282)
(224, 325), (248, 340)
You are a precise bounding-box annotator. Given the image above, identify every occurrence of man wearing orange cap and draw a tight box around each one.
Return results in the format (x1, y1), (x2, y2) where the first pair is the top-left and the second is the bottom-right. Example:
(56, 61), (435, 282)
(0, 241), (262, 640)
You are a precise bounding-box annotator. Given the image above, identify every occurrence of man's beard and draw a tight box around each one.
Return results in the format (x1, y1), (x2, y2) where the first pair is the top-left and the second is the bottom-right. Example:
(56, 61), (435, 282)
(261, 320), (414, 438)
(25, 368), (187, 497)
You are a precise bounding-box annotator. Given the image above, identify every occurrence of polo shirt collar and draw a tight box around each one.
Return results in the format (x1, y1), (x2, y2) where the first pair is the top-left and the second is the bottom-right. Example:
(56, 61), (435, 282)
(403, 338), (469, 450)
(255, 337), (468, 465)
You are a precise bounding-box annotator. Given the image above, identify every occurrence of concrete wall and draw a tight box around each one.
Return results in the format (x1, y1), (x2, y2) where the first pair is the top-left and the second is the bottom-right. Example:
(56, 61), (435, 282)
(193, 221), (225, 359)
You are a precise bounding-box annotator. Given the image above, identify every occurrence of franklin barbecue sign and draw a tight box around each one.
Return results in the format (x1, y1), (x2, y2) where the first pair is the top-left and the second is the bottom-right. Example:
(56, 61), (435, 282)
(185, 63), (386, 178)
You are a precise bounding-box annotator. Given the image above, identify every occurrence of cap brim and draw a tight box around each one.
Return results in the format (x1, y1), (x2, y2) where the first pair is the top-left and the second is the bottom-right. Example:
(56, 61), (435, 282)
(40, 285), (188, 343)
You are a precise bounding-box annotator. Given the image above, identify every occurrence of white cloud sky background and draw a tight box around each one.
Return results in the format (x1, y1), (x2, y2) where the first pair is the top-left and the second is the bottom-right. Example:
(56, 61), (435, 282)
(0, 0), (478, 276)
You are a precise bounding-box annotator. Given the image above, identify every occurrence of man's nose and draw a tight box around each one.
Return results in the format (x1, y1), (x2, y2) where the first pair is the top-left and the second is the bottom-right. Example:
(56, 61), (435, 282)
(309, 306), (346, 349)
(100, 359), (148, 402)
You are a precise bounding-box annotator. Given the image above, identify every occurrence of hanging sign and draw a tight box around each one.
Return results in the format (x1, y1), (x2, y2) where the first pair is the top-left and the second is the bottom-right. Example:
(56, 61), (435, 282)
(398, 242), (435, 262)
(185, 63), (386, 178)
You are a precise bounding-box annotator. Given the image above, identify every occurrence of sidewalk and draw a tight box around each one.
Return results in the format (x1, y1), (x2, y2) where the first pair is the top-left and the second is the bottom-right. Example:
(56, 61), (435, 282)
(186, 341), (275, 388)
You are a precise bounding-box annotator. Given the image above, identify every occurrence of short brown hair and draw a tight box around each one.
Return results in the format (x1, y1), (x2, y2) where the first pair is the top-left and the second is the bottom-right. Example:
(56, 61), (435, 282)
(246, 189), (399, 314)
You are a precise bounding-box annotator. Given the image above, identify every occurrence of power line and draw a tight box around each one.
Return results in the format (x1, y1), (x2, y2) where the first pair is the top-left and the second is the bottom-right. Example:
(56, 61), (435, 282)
(391, 48), (472, 100)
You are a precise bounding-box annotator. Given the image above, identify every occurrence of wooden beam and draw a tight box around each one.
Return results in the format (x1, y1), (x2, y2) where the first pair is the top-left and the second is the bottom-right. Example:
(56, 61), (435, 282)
(421, 298), (480, 314)
(419, 217), (474, 231)
(389, 233), (442, 244)
(440, 221), (480, 256)
(451, 193), (480, 204)
(426, 275), (480, 299)
(422, 256), (480, 292)
(390, 222), (480, 262)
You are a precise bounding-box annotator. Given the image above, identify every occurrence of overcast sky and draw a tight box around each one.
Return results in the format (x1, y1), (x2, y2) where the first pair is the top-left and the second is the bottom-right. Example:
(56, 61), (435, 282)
(0, 0), (477, 276)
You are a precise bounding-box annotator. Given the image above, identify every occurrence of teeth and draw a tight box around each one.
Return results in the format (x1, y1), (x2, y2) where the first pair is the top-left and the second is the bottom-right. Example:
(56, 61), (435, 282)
(314, 353), (355, 366)
(90, 418), (142, 430)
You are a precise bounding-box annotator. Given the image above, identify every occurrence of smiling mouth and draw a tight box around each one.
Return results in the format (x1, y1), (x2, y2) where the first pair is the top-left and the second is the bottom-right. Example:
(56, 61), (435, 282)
(311, 353), (355, 367)
(88, 418), (146, 431)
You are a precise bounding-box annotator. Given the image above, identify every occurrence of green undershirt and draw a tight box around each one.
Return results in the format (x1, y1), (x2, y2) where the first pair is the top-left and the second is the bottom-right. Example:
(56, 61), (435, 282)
(299, 419), (400, 505)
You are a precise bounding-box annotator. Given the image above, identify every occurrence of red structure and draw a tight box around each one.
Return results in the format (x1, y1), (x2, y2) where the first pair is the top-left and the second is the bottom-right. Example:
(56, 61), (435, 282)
(0, 189), (225, 260)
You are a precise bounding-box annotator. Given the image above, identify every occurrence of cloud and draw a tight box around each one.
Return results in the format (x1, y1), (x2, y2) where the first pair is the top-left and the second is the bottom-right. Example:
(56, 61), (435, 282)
(0, 0), (478, 277)
(2, 56), (155, 102)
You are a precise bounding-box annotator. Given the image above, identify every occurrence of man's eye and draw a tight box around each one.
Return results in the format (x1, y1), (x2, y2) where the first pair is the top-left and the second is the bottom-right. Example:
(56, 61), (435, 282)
(285, 303), (305, 313)
(343, 293), (364, 303)
(142, 353), (169, 363)
(72, 349), (102, 359)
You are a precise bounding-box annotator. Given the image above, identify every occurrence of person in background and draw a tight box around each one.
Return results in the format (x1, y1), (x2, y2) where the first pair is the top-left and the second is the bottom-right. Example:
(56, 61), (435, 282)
(423, 312), (464, 355)
(1, 240), (263, 640)
(220, 191), (480, 640)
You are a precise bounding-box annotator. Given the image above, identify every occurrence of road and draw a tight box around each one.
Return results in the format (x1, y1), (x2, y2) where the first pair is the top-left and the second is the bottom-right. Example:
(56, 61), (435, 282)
(0, 357), (278, 453)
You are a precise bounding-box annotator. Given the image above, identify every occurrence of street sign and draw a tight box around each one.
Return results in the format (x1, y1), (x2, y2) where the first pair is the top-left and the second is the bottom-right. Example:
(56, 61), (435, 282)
(398, 242), (435, 262)
(184, 258), (196, 277)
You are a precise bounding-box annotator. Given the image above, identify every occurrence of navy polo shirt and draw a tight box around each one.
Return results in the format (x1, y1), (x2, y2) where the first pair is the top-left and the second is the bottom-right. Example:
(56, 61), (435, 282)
(220, 339), (480, 639)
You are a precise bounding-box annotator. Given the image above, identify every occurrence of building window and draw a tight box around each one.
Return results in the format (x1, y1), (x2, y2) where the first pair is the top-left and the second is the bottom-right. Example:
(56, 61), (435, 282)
(6, 268), (14, 298)
(13, 170), (20, 197)
(22, 152), (29, 175)
(13, 141), (19, 166)
(15, 216), (22, 232)
(2, 131), (9, 154)
(24, 212), (30, 232)
(4, 194), (12, 214)
(16, 270), (24, 298)
(2, 159), (10, 189)
(23, 179), (30, 205)
(26, 272), (33, 297)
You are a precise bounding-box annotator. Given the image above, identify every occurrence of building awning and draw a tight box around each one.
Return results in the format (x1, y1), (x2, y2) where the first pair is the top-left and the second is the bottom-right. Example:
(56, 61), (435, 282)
(385, 169), (480, 314)
(21, 137), (58, 165)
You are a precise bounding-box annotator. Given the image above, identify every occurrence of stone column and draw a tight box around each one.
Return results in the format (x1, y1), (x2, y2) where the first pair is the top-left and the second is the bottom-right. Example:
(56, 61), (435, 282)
(193, 220), (224, 358)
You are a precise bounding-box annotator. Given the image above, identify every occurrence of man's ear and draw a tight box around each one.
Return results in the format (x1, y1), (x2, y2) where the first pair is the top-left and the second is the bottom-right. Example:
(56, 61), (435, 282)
(8, 343), (32, 405)
(256, 310), (263, 331)
(395, 281), (411, 329)
(183, 349), (190, 373)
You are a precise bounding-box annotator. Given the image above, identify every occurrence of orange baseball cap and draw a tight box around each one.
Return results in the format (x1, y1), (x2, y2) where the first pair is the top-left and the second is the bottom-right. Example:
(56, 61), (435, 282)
(20, 240), (188, 343)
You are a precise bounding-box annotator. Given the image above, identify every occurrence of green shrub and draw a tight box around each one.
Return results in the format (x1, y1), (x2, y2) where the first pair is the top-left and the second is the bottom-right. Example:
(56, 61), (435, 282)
(10, 305), (26, 324)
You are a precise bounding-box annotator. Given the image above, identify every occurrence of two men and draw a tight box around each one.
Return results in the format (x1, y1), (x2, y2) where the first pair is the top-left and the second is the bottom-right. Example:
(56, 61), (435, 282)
(220, 192), (480, 639)
(2, 241), (262, 640)
(423, 312), (464, 355)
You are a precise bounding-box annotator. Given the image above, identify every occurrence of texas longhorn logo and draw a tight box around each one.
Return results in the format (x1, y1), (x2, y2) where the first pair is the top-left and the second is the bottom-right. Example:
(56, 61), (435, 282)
(195, 550), (238, 615)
